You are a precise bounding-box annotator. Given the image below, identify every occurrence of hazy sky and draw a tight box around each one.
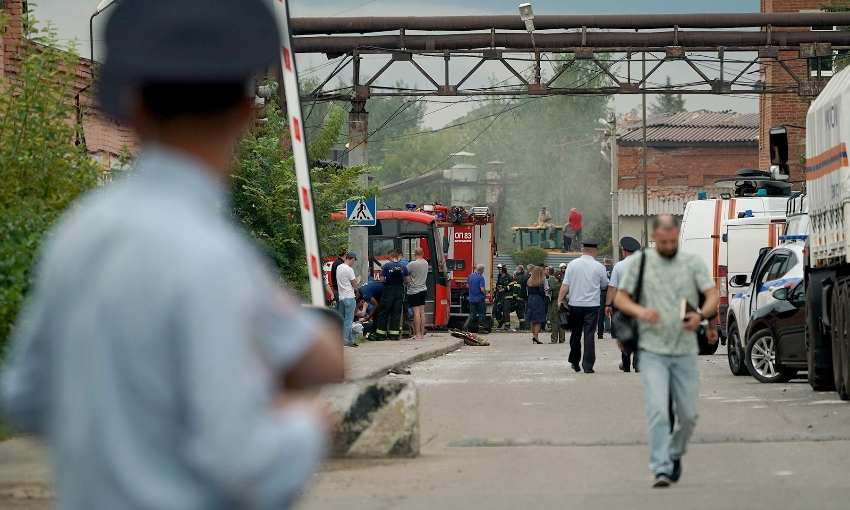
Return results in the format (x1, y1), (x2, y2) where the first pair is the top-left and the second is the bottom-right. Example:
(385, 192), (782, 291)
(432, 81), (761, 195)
(34, 1), (763, 127)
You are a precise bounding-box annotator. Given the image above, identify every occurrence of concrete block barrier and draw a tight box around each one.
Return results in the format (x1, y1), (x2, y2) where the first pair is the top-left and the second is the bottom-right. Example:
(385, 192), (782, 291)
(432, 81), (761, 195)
(321, 379), (419, 458)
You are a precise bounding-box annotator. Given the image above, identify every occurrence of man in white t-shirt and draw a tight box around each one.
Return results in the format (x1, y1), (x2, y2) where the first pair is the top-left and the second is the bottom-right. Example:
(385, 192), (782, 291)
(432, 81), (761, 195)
(335, 252), (361, 347)
(406, 248), (429, 339)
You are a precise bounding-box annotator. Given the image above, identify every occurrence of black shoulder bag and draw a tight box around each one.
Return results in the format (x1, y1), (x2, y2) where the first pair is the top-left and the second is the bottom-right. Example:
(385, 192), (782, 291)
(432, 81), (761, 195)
(611, 252), (647, 355)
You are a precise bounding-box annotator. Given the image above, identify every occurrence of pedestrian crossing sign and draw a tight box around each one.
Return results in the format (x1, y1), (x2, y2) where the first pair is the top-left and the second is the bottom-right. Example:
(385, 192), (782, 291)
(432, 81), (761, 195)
(346, 197), (376, 226)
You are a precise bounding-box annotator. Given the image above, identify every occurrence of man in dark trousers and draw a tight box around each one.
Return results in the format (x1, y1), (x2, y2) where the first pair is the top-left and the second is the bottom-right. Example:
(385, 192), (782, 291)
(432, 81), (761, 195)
(558, 238), (609, 373)
(598, 257), (613, 339)
(605, 237), (642, 372)
(330, 249), (347, 310)
(373, 250), (410, 340)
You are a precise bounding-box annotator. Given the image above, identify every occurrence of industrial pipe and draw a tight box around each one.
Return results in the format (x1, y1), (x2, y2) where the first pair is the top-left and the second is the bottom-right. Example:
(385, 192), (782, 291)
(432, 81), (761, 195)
(293, 29), (850, 54)
(291, 13), (850, 35)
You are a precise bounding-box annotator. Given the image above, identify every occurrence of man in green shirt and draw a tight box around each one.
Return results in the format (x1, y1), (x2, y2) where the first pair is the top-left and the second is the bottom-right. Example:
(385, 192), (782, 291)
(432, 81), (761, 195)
(615, 215), (718, 488)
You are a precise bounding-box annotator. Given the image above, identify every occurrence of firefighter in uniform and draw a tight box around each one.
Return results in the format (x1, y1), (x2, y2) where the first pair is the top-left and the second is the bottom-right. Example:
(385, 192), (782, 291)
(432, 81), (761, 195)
(502, 276), (526, 330)
(374, 250), (411, 340)
(493, 264), (509, 326)
(514, 265), (530, 330)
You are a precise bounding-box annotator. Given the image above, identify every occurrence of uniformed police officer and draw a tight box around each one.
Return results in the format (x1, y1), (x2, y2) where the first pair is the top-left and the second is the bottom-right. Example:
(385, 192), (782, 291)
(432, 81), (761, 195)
(558, 238), (609, 373)
(374, 249), (411, 340)
(605, 236), (642, 372)
(0, 1), (345, 508)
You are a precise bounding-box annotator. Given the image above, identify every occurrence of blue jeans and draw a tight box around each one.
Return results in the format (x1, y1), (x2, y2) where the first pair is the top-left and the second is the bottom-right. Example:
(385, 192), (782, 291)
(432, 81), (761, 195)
(639, 349), (700, 476)
(339, 297), (356, 345)
(463, 300), (487, 331)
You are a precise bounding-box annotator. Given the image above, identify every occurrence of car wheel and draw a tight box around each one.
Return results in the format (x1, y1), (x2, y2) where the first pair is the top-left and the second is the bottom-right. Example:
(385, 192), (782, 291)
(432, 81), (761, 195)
(727, 323), (749, 376)
(746, 330), (793, 384)
(806, 283), (835, 391)
(831, 286), (849, 400)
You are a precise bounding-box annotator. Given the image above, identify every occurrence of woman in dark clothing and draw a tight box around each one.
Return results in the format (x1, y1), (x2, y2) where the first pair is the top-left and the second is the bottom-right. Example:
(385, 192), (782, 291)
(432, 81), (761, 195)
(526, 266), (548, 344)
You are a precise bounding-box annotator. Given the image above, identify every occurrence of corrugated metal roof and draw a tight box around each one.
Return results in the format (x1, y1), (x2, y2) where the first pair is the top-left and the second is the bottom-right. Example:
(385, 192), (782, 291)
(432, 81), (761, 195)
(618, 187), (728, 216)
(618, 110), (758, 145)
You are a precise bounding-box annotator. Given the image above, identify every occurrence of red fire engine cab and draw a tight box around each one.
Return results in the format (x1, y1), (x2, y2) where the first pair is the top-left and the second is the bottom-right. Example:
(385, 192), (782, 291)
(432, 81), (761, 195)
(418, 204), (496, 329)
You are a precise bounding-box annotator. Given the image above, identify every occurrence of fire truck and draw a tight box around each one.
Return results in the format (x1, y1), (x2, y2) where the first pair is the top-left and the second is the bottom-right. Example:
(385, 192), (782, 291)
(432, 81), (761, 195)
(418, 204), (497, 330)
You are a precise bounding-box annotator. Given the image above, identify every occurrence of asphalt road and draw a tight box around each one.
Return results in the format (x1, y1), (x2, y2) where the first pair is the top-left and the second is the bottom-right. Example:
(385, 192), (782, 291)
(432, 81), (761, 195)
(299, 331), (850, 510)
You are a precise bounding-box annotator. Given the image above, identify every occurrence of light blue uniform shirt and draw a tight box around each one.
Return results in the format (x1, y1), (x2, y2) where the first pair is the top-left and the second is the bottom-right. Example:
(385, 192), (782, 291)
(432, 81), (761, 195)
(1, 145), (326, 510)
(565, 255), (609, 307)
(609, 253), (638, 289)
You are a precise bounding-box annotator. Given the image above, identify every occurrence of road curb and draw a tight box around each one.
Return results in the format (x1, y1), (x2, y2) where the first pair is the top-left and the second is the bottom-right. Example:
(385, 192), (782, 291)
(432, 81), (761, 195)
(357, 339), (464, 380)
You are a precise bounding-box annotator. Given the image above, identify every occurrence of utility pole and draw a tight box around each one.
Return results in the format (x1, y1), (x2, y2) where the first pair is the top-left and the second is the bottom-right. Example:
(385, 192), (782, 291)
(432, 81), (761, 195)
(641, 52), (649, 249)
(349, 94), (370, 281)
(609, 116), (620, 263)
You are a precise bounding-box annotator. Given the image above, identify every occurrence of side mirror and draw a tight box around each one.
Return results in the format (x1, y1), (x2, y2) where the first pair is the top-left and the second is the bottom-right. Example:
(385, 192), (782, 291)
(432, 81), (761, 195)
(772, 288), (789, 301)
(729, 274), (749, 287)
(770, 164), (790, 181)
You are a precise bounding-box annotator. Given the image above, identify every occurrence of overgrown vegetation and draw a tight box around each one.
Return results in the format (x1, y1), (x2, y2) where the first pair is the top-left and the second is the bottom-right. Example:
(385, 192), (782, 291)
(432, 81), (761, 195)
(508, 247), (550, 267)
(231, 91), (378, 296)
(0, 13), (98, 357)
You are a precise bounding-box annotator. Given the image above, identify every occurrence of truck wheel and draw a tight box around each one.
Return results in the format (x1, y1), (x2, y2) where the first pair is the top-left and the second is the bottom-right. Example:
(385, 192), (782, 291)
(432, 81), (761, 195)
(806, 284), (835, 391)
(831, 287), (849, 400)
(746, 330), (793, 384)
(839, 281), (850, 400)
(727, 323), (749, 376)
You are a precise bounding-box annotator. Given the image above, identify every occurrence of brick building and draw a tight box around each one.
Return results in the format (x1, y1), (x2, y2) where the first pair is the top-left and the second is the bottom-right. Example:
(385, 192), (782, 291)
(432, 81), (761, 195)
(759, 0), (824, 175)
(1, 0), (136, 170)
(615, 110), (759, 241)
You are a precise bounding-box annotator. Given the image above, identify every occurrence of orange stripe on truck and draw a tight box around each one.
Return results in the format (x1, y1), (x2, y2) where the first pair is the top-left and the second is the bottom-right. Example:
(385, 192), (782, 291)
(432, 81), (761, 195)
(806, 143), (848, 180)
(711, 200), (721, 280)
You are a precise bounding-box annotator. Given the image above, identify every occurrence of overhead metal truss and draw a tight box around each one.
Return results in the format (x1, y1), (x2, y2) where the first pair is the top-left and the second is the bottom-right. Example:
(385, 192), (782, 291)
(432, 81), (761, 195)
(292, 13), (850, 101)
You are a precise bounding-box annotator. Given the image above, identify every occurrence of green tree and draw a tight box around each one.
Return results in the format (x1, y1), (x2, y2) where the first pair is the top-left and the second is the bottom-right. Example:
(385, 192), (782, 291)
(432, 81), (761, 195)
(822, 1), (850, 72)
(231, 90), (378, 296)
(649, 76), (687, 116)
(0, 13), (99, 354)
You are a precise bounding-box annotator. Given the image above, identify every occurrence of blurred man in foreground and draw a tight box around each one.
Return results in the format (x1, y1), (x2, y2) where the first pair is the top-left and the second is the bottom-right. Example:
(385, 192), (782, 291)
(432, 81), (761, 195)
(615, 215), (718, 488)
(0, 1), (344, 508)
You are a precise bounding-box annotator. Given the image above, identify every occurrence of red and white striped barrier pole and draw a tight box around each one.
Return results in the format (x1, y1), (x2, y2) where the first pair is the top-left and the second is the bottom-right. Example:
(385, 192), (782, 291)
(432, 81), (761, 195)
(272, 0), (324, 306)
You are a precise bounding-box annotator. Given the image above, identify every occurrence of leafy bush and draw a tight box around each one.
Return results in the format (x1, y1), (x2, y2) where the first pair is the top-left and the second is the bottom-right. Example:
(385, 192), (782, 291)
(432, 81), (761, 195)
(230, 90), (378, 296)
(507, 247), (549, 267)
(0, 14), (98, 356)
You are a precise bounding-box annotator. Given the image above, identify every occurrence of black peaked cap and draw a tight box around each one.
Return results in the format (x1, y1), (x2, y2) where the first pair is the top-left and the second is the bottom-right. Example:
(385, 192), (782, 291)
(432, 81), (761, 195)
(98, 0), (280, 121)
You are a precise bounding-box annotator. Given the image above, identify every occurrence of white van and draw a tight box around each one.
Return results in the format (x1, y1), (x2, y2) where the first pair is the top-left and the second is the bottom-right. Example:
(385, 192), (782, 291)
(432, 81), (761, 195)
(718, 215), (786, 337)
(679, 194), (788, 348)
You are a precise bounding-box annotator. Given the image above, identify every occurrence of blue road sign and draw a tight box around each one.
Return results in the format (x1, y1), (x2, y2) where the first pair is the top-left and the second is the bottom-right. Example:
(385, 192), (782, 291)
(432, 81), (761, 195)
(346, 197), (376, 227)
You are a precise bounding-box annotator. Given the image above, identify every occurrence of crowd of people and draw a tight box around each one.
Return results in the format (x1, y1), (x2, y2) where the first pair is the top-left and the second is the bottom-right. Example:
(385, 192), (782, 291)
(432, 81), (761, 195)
(328, 247), (431, 346)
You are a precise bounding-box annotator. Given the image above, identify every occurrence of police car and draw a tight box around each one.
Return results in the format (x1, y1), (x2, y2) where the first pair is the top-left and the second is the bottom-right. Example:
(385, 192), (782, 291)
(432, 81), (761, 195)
(725, 241), (806, 377)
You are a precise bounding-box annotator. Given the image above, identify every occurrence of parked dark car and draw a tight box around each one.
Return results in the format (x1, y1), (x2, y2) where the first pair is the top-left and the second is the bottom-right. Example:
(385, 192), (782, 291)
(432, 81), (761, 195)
(744, 281), (808, 383)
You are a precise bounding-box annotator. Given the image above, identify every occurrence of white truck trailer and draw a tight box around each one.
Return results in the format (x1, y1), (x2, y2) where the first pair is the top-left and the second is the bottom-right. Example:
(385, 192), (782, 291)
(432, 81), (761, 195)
(803, 67), (850, 398)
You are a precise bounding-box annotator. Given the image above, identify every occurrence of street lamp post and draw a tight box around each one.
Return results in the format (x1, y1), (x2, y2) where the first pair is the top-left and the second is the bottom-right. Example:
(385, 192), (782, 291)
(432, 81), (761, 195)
(609, 116), (620, 263)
